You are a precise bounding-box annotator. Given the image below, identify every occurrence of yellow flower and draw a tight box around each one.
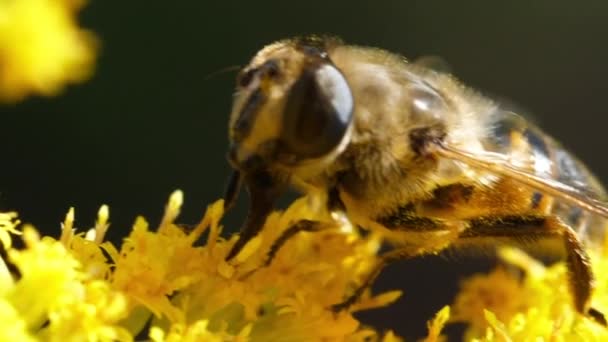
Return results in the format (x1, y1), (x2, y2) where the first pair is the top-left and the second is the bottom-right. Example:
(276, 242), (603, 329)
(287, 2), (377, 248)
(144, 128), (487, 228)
(0, 190), (403, 340)
(0, 299), (36, 342)
(60, 206), (113, 281)
(449, 246), (608, 341)
(0, 0), (97, 102)
(109, 191), (401, 341)
(149, 320), (234, 342)
(451, 266), (527, 334)
(5, 189), (608, 341)
(0, 211), (20, 250)
(423, 305), (450, 342)
(2, 226), (130, 342)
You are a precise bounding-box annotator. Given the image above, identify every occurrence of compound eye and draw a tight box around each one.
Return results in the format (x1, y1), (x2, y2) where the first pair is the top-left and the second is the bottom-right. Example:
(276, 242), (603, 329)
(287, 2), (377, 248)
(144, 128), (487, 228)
(281, 63), (354, 159)
(408, 83), (447, 123)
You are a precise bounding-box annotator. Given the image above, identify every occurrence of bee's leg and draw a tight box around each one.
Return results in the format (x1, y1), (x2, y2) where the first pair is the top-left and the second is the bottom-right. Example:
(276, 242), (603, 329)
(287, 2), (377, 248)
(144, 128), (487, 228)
(330, 238), (456, 312)
(263, 186), (347, 266)
(263, 219), (329, 266)
(331, 225), (460, 312)
(226, 170), (285, 261)
(459, 214), (606, 326)
(234, 219), (331, 281)
(223, 170), (242, 212)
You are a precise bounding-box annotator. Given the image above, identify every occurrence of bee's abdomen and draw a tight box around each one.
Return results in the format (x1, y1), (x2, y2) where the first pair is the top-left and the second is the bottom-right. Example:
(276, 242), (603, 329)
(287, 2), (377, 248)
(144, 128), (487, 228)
(551, 145), (607, 245)
(488, 111), (607, 245)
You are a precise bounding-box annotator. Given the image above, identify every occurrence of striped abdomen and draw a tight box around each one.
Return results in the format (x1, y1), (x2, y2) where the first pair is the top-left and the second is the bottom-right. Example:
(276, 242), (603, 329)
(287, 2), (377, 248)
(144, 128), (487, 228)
(486, 111), (607, 247)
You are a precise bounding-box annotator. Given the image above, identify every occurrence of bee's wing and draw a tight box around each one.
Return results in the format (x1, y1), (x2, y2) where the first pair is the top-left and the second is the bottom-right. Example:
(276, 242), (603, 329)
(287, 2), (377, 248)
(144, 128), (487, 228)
(413, 55), (453, 75)
(436, 144), (608, 218)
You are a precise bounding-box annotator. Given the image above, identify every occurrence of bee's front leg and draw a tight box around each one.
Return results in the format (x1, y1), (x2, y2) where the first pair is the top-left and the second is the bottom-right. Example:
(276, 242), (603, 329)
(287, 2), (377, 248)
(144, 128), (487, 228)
(225, 170), (286, 261)
(263, 219), (328, 266)
(264, 187), (346, 266)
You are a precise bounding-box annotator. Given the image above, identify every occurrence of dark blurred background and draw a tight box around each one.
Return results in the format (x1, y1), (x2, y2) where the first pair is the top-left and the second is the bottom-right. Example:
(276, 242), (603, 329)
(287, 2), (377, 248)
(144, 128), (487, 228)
(2, 1), (607, 340)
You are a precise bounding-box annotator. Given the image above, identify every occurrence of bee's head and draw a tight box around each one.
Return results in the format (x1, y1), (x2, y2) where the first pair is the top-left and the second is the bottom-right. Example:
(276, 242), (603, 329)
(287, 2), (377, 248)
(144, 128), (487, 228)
(223, 37), (354, 260)
(227, 37), (354, 176)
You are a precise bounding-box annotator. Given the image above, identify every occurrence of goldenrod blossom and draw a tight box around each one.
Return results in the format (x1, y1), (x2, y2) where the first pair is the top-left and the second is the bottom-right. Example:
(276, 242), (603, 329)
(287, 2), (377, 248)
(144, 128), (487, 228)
(449, 246), (608, 341)
(0, 0), (97, 102)
(110, 192), (401, 340)
(423, 305), (450, 342)
(0, 211), (20, 249)
(4, 226), (130, 341)
(0, 192), (403, 341)
(2, 191), (608, 341)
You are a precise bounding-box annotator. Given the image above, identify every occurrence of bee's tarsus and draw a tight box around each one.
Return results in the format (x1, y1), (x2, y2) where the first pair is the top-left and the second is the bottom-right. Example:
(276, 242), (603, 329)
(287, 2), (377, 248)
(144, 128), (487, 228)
(330, 295), (359, 313)
(331, 263), (380, 313)
(588, 308), (607, 327)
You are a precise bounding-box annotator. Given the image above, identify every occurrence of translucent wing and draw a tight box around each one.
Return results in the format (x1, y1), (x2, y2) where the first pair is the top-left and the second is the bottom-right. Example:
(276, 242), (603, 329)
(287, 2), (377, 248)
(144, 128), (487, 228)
(436, 143), (608, 218)
(413, 55), (453, 75)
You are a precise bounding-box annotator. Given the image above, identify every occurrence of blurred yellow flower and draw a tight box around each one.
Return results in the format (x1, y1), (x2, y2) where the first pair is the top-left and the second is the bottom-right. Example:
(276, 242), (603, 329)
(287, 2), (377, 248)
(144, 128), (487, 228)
(0, 0), (97, 102)
(450, 247), (608, 341)
(451, 266), (527, 333)
(0, 211), (20, 249)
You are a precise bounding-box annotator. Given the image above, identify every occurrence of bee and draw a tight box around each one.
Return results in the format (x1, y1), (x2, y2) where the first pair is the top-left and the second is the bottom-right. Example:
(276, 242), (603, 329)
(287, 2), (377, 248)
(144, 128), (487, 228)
(222, 36), (608, 325)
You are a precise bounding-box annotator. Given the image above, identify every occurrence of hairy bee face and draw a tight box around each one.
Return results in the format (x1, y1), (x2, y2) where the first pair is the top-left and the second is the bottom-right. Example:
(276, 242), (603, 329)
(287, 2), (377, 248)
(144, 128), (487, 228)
(227, 39), (354, 175)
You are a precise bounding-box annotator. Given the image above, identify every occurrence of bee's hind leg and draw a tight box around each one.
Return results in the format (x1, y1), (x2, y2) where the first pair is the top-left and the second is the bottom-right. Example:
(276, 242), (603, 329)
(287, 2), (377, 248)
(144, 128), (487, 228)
(331, 214), (607, 327)
(458, 214), (606, 326)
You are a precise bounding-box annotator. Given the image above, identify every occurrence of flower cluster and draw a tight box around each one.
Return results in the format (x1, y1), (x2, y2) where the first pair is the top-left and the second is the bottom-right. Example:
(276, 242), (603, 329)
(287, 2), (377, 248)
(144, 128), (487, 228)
(0, 191), (405, 341)
(1, 191), (608, 340)
(440, 246), (608, 341)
